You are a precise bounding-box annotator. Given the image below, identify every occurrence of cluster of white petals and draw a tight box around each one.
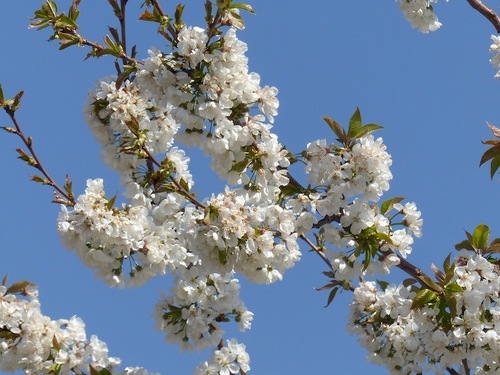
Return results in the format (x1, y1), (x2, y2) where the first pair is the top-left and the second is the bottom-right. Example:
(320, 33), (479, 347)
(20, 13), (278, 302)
(397, 0), (442, 33)
(289, 135), (423, 280)
(58, 178), (194, 287)
(490, 35), (500, 78)
(197, 188), (300, 284)
(194, 339), (250, 375)
(349, 252), (500, 374)
(58, 24), (301, 357)
(153, 266), (252, 351)
(0, 285), (153, 375)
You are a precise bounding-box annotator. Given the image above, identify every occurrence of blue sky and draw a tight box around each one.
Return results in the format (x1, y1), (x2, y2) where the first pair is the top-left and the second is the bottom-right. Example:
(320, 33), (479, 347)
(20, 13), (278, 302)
(2, 1), (500, 374)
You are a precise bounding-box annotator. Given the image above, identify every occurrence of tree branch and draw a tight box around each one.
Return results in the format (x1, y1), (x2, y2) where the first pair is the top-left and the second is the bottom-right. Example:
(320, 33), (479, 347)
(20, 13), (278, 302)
(4, 108), (75, 206)
(466, 0), (500, 33)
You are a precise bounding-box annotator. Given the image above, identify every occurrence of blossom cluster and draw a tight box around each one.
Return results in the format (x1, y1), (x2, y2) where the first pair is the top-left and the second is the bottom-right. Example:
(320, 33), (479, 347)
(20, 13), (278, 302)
(197, 188), (300, 284)
(397, 0), (443, 33)
(0, 284), (152, 375)
(288, 135), (423, 280)
(194, 339), (250, 375)
(57, 21), (299, 357)
(490, 35), (500, 78)
(58, 178), (195, 287)
(349, 252), (500, 374)
(153, 266), (253, 352)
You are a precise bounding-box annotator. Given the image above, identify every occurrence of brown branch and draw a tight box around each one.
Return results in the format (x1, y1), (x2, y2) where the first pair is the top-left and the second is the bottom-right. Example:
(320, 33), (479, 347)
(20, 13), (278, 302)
(299, 234), (355, 291)
(150, 0), (166, 17)
(466, 0), (500, 33)
(313, 214), (342, 229)
(5, 108), (75, 206)
(149, 0), (178, 40)
(119, 0), (128, 56)
(395, 253), (425, 279)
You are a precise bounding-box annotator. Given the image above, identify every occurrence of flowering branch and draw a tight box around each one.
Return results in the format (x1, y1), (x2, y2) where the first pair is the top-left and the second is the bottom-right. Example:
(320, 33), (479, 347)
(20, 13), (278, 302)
(1, 101), (75, 206)
(6, 0), (500, 374)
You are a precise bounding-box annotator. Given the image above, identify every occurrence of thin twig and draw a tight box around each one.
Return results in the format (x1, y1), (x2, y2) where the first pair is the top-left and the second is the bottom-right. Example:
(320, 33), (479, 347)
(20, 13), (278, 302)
(150, 0), (166, 17)
(120, 0), (128, 55)
(149, 0), (178, 40)
(466, 0), (500, 33)
(300, 234), (334, 270)
(5, 108), (75, 206)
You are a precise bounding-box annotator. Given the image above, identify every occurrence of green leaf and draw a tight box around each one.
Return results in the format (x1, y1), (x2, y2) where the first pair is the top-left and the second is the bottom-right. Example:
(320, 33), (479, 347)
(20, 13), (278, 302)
(16, 148), (36, 166)
(89, 365), (99, 375)
(205, 1), (213, 23)
(347, 107), (362, 139)
(454, 239), (473, 251)
(0, 84), (4, 102)
(47, 0), (58, 17)
(490, 155), (500, 179)
(417, 275), (443, 293)
(5, 280), (36, 295)
(442, 253), (452, 274)
(402, 278), (417, 287)
(218, 248), (227, 264)
(228, 9), (245, 29)
(279, 184), (303, 199)
(230, 3), (255, 14)
(315, 282), (337, 291)
(431, 263), (445, 282)
(486, 242), (500, 254)
(230, 159), (250, 173)
(380, 196), (404, 215)
(174, 4), (185, 30)
(12, 90), (24, 111)
(472, 223), (489, 251)
(138, 8), (158, 22)
(445, 294), (458, 318)
(375, 231), (394, 245)
(479, 145), (500, 166)
(0, 330), (18, 341)
(52, 335), (60, 351)
(377, 280), (389, 291)
(179, 178), (190, 193)
(31, 175), (50, 185)
(358, 123), (383, 138)
(411, 288), (437, 309)
(324, 286), (339, 307)
(445, 282), (464, 294)
(69, 1), (80, 22)
(106, 194), (117, 210)
(115, 65), (137, 89)
(322, 116), (347, 144)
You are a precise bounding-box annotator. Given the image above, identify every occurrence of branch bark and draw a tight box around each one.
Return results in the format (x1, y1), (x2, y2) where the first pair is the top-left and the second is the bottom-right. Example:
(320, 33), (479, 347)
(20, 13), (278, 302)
(466, 0), (500, 33)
